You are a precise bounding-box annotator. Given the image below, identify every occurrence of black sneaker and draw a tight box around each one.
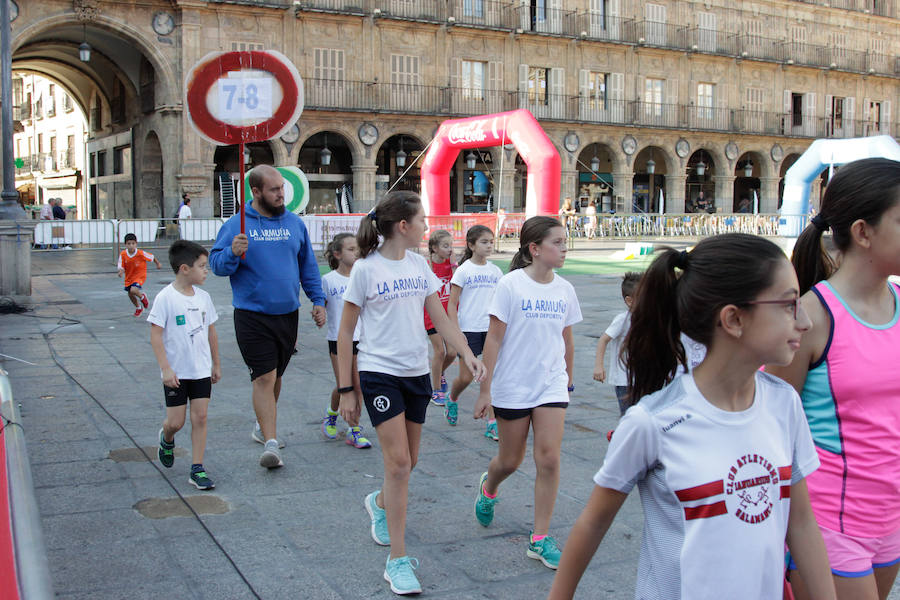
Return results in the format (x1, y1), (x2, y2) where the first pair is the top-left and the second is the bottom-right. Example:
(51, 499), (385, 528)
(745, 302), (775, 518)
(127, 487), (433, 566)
(189, 469), (215, 490)
(158, 428), (174, 468)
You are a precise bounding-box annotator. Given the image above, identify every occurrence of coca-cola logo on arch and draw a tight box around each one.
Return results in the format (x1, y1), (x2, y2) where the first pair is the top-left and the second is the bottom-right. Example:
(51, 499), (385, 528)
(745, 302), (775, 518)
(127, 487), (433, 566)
(447, 120), (493, 145)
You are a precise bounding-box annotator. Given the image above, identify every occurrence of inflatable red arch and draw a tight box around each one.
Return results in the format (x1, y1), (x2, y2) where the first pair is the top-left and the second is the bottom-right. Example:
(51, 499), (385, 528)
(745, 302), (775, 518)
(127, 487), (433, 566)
(420, 109), (560, 217)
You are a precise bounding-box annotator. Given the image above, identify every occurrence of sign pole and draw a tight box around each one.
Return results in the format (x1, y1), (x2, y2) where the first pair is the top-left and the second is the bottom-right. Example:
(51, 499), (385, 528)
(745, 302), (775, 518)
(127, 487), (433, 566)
(239, 141), (246, 235)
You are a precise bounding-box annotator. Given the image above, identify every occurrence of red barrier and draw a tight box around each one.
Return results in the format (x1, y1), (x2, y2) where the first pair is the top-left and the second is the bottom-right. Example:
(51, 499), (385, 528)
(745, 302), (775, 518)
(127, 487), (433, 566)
(0, 425), (22, 600)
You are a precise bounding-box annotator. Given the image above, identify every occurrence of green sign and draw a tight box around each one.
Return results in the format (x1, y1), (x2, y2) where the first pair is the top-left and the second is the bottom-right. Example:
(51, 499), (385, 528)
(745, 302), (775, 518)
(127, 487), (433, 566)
(14, 157), (24, 169)
(244, 166), (309, 214)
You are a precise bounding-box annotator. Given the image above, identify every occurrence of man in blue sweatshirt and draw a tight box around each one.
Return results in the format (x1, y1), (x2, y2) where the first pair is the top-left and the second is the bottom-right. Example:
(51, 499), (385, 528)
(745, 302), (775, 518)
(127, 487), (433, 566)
(210, 165), (325, 469)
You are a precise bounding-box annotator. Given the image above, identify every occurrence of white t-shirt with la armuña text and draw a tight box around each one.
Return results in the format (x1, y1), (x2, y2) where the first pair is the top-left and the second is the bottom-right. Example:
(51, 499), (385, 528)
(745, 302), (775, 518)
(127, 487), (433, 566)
(489, 269), (582, 409)
(594, 372), (819, 600)
(322, 270), (360, 342)
(450, 259), (503, 332)
(343, 250), (442, 377)
(147, 284), (218, 380)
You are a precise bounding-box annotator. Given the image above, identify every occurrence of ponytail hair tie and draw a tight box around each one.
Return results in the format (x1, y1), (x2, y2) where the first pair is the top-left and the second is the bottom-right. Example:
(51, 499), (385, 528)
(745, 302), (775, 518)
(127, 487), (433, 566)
(368, 211), (377, 222)
(810, 214), (829, 232)
(675, 250), (690, 270)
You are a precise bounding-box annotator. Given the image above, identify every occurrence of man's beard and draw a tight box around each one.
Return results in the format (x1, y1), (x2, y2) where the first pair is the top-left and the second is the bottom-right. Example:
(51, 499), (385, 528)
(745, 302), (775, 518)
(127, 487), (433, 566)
(256, 195), (286, 216)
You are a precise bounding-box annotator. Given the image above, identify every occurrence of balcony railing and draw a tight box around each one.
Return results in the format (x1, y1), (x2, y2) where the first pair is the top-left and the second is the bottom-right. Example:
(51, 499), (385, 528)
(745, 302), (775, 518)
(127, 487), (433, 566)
(302, 79), (896, 139)
(14, 104), (31, 121)
(791, 0), (895, 18)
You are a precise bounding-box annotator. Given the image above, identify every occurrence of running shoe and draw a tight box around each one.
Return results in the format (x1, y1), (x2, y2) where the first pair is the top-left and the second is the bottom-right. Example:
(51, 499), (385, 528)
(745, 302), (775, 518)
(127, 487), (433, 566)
(444, 398), (458, 425)
(157, 428), (174, 468)
(250, 423), (284, 448)
(365, 490), (390, 546)
(140, 293), (149, 309)
(440, 375), (448, 394)
(474, 472), (498, 527)
(430, 391), (446, 407)
(322, 410), (339, 439)
(346, 426), (372, 449)
(384, 556), (421, 595)
(527, 532), (562, 570)
(133, 307), (143, 317)
(188, 468), (215, 490)
(484, 420), (499, 441)
(259, 440), (284, 469)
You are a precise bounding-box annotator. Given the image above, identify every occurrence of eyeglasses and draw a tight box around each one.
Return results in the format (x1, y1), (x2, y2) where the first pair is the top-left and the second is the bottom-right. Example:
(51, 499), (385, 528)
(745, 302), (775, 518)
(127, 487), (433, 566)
(745, 297), (799, 320)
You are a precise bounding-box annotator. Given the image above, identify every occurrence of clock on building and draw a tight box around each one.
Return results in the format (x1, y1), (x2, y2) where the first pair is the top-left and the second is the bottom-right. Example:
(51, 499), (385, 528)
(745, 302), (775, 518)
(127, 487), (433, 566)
(280, 124), (300, 144)
(771, 144), (784, 162)
(152, 12), (175, 36)
(675, 138), (690, 158)
(563, 132), (579, 153)
(358, 123), (378, 146)
(622, 135), (637, 156)
(8, 0), (18, 21)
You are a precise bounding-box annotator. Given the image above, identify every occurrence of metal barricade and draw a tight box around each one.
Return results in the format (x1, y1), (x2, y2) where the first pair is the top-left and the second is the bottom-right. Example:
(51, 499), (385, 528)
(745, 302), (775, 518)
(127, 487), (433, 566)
(113, 218), (226, 261)
(28, 219), (116, 251)
(0, 369), (55, 600)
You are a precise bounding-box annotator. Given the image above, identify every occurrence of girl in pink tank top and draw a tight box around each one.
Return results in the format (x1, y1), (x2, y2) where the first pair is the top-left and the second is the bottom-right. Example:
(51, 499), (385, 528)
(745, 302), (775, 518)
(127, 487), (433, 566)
(769, 158), (900, 600)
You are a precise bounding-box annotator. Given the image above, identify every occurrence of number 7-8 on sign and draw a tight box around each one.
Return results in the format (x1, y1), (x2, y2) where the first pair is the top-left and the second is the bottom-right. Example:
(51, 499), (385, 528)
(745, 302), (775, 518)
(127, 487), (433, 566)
(216, 77), (274, 122)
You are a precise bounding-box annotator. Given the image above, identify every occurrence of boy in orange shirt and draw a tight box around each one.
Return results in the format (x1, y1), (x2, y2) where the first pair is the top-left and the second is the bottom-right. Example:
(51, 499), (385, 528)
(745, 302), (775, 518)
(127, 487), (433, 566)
(118, 233), (161, 316)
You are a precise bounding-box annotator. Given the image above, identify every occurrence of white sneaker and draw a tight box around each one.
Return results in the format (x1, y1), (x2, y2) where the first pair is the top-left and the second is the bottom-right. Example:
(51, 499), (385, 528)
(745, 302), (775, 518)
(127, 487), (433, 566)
(259, 440), (284, 469)
(251, 424), (284, 448)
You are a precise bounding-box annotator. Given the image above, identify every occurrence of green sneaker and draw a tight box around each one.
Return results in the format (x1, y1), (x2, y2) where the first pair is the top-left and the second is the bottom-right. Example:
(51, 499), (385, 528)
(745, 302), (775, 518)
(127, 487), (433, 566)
(444, 398), (458, 425)
(322, 410), (339, 439)
(527, 532), (562, 570)
(474, 472), (498, 527)
(383, 555), (421, 595)
(188, 468), (215, 490)
(484, 420), (499, 441)
(158, 428), (174, 468)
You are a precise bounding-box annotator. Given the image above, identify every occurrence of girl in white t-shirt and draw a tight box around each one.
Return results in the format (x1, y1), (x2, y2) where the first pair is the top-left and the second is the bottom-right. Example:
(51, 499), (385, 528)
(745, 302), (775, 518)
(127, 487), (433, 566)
(549, 233), (836, 600)
(473, 216), (583, 571)
(337, 191), (485, 596)
(446, 224), (503, 438)
(320, 233), (371, 449)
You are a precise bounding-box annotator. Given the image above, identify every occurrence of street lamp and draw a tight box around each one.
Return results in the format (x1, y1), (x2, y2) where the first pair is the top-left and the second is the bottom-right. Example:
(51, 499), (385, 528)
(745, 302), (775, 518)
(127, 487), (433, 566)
(590, 153), (600, 173)
(646, 157), (656, 175)
(320, 133), (332, 166)
(396, 136), (406, 168)
(79, 25), (91, 63)
(466, 151), (477, 170)
(696, 150), (707, 177)
(743, 159), (753, 177)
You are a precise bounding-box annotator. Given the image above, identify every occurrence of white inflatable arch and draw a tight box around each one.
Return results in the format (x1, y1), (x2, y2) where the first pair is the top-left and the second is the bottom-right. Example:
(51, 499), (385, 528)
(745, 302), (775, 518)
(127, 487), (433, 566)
(779, 135), (900, 236)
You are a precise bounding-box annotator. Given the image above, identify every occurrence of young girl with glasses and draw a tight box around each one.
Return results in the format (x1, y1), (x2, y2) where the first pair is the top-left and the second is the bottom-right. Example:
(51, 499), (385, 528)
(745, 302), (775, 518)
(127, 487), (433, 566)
(473, 216), (583, 571)
(549, 233), (836, 600)
(768, 158), (900, 600)
(337, 191), (484, 595)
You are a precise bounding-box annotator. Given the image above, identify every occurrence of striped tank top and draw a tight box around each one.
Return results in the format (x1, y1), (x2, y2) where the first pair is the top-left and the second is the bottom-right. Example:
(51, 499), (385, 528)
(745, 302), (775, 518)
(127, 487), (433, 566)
(801, 280), (900, 537)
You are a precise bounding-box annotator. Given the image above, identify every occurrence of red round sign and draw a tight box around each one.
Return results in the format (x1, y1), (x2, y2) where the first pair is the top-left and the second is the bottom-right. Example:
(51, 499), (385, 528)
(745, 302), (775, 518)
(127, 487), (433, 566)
(185, 50), (304, 145)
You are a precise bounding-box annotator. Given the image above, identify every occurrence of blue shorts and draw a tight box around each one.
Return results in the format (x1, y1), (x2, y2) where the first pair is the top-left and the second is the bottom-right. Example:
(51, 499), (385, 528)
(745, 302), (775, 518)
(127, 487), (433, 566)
(462, 331), (487, 357)
(124, 283), (143, 291)
(359, 371), (431, 427)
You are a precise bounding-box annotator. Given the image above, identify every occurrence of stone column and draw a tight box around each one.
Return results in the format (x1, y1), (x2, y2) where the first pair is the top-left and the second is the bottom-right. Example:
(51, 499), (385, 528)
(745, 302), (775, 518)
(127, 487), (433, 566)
(560, 169), (578, 208)
(713, 174), (736, 214)
(665, 174), (687, 213)
(758, 177), (780, 213)
(612, 171), (632, 213)
(0, 221), (35, 296)
(351, 165), (378, 213)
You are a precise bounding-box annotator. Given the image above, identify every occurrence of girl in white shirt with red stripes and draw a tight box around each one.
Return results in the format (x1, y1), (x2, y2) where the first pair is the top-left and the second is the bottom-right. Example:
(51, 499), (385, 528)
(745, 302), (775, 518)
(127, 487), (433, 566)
(550, 233), (836, 600)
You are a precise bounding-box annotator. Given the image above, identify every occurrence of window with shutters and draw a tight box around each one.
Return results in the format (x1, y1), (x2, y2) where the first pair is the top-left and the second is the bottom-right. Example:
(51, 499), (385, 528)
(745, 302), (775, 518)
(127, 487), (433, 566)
(588, 72), (608, 110)
(830, 97), (844, 134)
(528, 67), (549, 105)
(12, 78), (22, 107)
(391, 54), (420, 111)
(745, 20), (764, 56)
(462, 60), (486, 101)
(868, 101), (882, 132)
(314, 48), (345, 107)
(48, 84), (56, 117)
(645, 78), (664, 118)
(790, 26), (806, 62)
(698, 12), (716, 52)
(746, 87), (764, 132)
(829, 32), (847, 61)
(464, 0), (484, 17)
(792, 93), (803, 128)
(531, 0), (547, 29)
(111, 78), (126, 125)
(870, 38), (888, 72)
(645, 4), (666, 46)
(697, 83), (715, 120)
(63, 92), (74, 113)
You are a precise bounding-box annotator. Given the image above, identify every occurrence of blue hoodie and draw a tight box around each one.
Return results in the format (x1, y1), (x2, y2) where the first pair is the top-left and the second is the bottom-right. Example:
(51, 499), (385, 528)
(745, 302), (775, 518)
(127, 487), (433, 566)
(210, 204), (324, 315)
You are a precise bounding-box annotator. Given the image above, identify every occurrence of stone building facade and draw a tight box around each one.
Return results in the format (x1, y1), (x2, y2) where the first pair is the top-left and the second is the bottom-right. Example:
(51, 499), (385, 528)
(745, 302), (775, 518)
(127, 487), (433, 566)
(9, 0), (898, 218)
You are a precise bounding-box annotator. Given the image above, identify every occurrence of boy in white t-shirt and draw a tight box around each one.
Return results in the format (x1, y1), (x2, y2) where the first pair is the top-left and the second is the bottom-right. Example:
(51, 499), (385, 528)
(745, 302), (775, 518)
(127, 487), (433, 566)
(593, 272), (641, 415)
(148, 240), (221, 490)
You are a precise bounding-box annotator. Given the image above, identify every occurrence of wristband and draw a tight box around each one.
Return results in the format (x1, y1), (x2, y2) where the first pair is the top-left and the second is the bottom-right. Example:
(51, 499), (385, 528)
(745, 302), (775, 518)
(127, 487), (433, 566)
(567, 384), (575, 392)
(338, 386), (354, 394)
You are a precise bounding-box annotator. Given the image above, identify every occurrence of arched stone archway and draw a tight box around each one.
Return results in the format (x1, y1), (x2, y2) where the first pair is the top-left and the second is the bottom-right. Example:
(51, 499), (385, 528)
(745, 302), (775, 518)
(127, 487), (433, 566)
(633, 146), (670, 213)
(298, 131), (355, 214)
(139, 132), (163, 217)
(733, 151), (766, 213)
(576, 143), (617, 212)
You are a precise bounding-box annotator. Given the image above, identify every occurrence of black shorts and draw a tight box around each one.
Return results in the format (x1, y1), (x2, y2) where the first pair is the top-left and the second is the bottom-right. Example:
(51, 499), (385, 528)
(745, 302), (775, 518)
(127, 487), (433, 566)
(493, 401), (568, 421)
(234, 308), (298, 381)
(360, 371), (432, 427)
(461, 331), (487, 357)
(426, 327), (437, 336)
(328, 340), (359, 355)
(163, 377), (212, 408)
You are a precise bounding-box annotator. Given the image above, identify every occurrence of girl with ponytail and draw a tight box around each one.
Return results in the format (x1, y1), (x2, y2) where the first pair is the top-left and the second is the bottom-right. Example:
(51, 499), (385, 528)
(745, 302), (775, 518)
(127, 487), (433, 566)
(768, 158), (900, 600)
(551, 233), (835, 600)
(473, 216), (583, 570)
